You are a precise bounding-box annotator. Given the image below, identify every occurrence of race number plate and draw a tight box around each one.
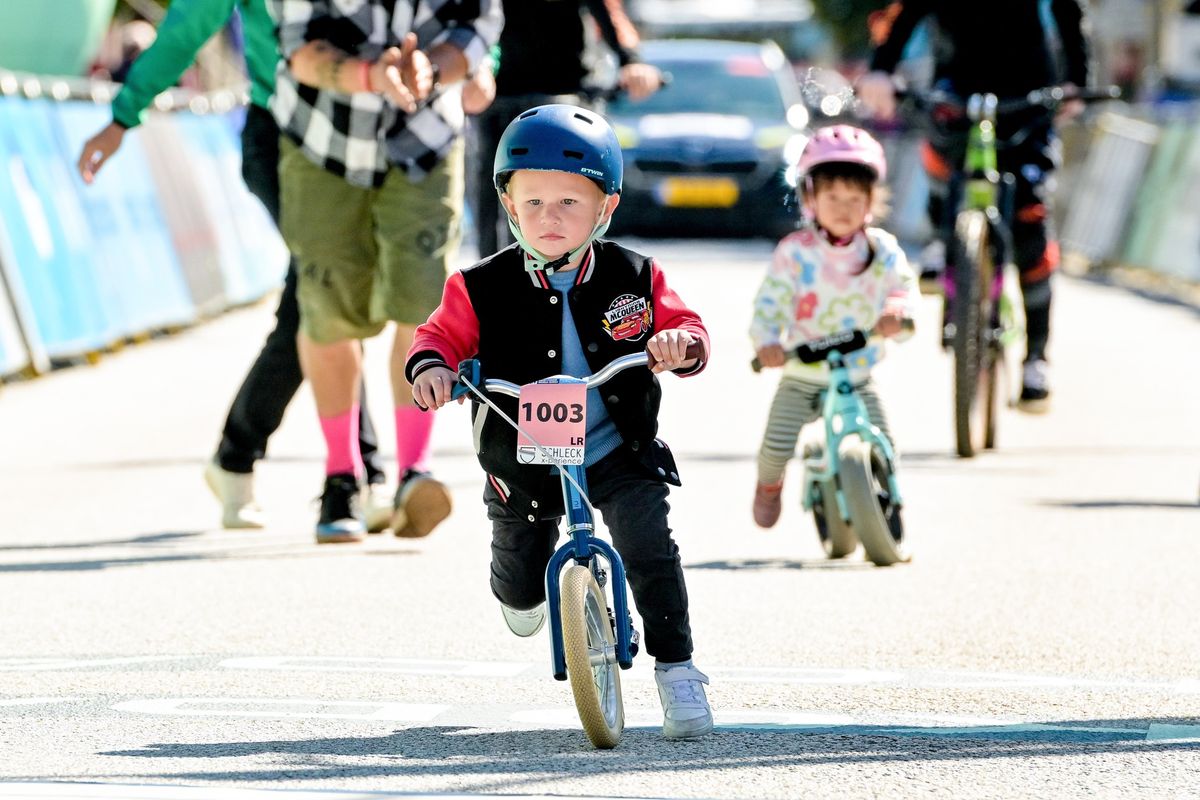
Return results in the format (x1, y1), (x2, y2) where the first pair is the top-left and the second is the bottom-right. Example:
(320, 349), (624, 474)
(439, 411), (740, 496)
(516, 379), (587, 465)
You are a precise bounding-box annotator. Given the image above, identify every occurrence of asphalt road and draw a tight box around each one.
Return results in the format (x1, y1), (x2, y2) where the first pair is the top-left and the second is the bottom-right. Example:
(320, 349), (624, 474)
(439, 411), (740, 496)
(1, 239), (1198, 800)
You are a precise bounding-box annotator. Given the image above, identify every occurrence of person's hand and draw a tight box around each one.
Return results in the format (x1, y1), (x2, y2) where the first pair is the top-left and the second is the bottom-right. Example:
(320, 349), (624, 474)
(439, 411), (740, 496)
(647, 329), (700, 373)
(873, 299), (910, 338)
(618, 63), (663, 101)
(756, 343), (786, 368)
(462, 66), (496, 115)
(370, 34), (432, 112)
(412, 366), (458, 410)
(1056, 82), (1086, 123)
(77, 122), (126, 184)
(856, 70), (898, 121)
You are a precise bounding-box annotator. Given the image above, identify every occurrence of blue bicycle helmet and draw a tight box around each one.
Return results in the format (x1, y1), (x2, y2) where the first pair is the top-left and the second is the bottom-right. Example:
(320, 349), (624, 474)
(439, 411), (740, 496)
(493, 104), (623, 196)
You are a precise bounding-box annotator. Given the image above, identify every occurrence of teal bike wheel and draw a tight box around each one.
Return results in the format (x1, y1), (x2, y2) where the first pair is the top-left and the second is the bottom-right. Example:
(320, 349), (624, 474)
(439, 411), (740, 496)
(839, 435), (909, 567)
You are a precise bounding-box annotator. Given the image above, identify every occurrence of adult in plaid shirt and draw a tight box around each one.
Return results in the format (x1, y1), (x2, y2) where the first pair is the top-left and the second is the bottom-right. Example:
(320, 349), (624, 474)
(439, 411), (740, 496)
(269, 0), (503, 543)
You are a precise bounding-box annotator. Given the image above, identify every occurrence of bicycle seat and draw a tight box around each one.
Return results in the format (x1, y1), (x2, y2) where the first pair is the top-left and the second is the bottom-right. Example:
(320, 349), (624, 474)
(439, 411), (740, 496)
(795, 330), (868, 364)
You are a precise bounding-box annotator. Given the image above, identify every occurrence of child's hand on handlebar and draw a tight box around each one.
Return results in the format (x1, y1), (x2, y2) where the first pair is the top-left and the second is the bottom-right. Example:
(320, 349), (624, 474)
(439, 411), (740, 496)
(412, 366), (459, 410)
(755, 343), (786, 369)
(874, 297), (912, 338)
(647, 330), (700, 373)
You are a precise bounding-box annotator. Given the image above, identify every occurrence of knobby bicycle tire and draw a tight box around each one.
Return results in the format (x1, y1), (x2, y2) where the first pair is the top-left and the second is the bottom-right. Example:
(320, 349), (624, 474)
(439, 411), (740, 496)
(951, 210), (1000, 457)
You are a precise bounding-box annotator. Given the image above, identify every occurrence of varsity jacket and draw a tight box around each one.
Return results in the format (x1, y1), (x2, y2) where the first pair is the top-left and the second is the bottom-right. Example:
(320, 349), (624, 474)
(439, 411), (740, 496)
(406, 240), (709, 521)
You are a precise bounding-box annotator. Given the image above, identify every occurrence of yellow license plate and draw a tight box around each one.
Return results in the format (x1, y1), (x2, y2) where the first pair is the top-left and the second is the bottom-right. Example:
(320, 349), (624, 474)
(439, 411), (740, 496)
(657, 177), (739, 208)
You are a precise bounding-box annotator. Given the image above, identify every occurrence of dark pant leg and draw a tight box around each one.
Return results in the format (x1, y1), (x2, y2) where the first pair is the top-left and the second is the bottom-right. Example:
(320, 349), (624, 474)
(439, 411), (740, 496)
(1002, 125), (1059, 365)
(588, 451), (693, 664)
(486, 481), (560, 610)
(217, 105), (384, 479)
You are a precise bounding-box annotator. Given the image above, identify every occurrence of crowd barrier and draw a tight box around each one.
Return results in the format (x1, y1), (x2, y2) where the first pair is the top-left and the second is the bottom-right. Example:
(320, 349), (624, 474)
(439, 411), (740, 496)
(0, 71), (286, 381)
(1058, 105), (1200, 283)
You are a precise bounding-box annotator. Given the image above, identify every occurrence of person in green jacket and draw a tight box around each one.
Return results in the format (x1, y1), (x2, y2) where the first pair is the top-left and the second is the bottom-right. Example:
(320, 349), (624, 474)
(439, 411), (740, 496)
(75, 0), (391, 532)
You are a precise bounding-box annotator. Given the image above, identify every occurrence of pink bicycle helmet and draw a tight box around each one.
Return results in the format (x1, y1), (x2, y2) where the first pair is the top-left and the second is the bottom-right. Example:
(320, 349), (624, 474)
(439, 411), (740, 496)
(797, 124), (887, 182)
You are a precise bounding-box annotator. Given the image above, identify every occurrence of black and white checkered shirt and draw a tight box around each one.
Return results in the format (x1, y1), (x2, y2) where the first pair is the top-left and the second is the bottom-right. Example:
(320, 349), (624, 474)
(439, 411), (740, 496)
(269, 0), (503, 188)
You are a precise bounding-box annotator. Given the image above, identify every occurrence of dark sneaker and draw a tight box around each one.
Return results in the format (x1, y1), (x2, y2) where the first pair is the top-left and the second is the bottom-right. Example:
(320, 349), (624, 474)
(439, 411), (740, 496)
(1018, 359), (1052, 414)
(753, 481), (783, 528)
(392, 469), (452, 538)
(315, 473), (365, 544)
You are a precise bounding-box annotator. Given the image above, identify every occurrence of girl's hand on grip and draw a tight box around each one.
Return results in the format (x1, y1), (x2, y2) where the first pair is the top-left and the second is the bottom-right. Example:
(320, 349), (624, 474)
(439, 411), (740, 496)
(756, 343), (786, 368)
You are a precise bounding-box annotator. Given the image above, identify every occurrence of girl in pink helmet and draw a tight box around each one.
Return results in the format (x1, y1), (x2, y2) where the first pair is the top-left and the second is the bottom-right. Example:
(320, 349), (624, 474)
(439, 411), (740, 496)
(749, 124), (920, 530)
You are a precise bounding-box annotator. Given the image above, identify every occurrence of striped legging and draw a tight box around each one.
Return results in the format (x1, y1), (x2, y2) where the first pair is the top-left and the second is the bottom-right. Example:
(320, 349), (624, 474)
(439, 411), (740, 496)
(757, 373), (894, 485)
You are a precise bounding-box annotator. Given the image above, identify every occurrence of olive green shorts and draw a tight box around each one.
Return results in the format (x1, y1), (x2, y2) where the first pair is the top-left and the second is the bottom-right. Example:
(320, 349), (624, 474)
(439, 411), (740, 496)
(279, 137), (464, 343)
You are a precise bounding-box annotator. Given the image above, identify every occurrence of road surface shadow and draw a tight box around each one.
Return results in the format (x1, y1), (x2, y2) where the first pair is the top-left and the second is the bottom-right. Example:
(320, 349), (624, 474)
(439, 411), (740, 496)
(1039, 499), (1199, 511)
(92, 717), (1200, 785)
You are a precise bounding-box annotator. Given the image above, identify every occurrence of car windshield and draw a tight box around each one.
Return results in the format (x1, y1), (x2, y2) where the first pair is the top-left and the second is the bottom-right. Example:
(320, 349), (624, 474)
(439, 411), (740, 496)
(607, 57), (787, 120)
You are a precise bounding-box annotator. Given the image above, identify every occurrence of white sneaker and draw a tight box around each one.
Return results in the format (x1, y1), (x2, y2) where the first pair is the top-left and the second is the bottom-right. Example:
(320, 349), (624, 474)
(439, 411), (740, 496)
(655, 664), (714, 739)
(204, 460), (266, 529)
(500, 602), (546, 637)
(362, 482), (395, 533)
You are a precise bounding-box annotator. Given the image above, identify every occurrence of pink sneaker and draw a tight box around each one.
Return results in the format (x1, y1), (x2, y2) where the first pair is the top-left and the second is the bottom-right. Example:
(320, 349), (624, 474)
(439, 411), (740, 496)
(753, 481), (783, 528)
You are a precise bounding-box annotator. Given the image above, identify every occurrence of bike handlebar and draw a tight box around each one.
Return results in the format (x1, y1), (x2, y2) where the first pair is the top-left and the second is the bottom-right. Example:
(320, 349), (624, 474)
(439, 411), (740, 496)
(451, 340), (704, 401)
(896, 84), (1121, 118)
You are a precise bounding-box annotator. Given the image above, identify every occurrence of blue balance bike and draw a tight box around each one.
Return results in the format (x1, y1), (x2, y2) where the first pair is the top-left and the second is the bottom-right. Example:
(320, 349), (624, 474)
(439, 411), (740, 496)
(451, 347), (696, 748)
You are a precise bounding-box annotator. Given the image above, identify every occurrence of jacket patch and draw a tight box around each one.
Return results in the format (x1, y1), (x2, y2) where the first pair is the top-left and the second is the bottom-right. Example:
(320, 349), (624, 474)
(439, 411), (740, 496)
(602, 294), (652, 342)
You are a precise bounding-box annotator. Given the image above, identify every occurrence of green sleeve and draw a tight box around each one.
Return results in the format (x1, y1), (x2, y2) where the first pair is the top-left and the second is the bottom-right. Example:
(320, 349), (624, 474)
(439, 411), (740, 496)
(111, 0), (238, 129)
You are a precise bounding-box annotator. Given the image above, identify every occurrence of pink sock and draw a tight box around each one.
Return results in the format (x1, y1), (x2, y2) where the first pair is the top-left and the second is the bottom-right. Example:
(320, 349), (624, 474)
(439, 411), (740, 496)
(395, 406), (435, 474)
(320, 407), (361, 478)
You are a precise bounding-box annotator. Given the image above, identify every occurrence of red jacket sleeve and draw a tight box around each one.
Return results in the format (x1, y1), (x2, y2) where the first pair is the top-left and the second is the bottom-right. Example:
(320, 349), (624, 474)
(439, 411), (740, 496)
(650, 259), (710, 377)
(404, 271), (481, 383)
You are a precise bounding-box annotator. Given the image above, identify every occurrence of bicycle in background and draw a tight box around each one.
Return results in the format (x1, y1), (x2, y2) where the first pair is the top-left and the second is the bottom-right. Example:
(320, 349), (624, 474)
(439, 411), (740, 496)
(902, 85), (1120, 457)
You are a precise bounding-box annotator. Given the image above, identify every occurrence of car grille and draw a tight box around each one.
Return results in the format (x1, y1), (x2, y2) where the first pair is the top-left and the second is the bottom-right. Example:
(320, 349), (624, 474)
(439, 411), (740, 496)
(634, 159), (759, 174)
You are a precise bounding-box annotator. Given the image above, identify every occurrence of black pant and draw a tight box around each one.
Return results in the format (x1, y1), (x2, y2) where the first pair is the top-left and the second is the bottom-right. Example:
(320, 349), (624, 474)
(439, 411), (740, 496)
(216, 104), (384, 482)
(467, 93), (583, 256)
(928, 112), (1059, 364)
(485, 448), (693, 663)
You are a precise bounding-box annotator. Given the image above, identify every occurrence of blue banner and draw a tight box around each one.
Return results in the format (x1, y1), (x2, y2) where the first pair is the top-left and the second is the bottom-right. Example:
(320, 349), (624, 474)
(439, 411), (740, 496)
(55, 102), (197, 333)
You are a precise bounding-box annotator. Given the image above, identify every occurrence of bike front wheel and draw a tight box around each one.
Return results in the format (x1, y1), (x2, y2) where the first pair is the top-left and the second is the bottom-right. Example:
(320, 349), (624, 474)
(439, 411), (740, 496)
(839, 435), (909, 566)
(560, 564), (624, 748)
(950, 210), (1001, 457)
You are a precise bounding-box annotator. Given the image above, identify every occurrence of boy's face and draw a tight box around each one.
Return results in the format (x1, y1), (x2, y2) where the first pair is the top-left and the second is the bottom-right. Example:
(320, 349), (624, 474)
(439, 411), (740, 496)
(501, 170), (619, 262)
(806, 178), (871, 239)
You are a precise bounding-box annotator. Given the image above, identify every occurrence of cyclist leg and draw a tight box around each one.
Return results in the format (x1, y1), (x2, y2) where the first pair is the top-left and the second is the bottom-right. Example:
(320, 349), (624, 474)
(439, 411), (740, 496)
(588, 449), (691, 661)
(755, 374), (823, 527)
(485, 480), (558, 611)
(1003, 121), (1058, 406)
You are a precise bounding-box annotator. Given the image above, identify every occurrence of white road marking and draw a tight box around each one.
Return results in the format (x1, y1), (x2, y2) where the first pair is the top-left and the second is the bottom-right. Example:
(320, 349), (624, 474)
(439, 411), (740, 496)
(1145, 723), (1200, 741)
(111, 698), (447, 722)
(0, 657), (186, 671)
(219, 655), (533, 677)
